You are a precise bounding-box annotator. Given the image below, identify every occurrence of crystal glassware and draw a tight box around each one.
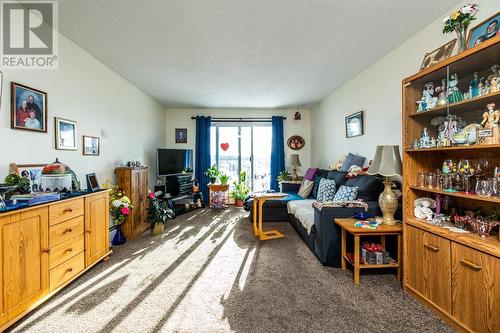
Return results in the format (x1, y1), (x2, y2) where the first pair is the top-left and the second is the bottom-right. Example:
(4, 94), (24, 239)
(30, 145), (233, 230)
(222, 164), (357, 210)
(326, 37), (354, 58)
(417, 172), (425, 187)
(475, 179), (492, 197)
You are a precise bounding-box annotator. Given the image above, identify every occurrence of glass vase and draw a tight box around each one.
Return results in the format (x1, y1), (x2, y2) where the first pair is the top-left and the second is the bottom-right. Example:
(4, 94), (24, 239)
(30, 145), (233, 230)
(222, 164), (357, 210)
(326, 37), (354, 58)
(112, 223), (126, 245)
(455, 25), (468, 53)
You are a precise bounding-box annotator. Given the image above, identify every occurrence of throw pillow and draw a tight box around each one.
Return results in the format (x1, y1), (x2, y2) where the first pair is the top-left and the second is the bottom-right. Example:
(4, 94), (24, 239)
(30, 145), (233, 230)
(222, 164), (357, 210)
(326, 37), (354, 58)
(297, 179), (314, 198)
(340, 153), (366, 172)
(327, 170), (349, 187)
(304, 168), (319, 181)
(311, 175), (324, 199)
(333, 185), (358, 201)
(316, 178), (336, 202)
(345, 176), (384, 201)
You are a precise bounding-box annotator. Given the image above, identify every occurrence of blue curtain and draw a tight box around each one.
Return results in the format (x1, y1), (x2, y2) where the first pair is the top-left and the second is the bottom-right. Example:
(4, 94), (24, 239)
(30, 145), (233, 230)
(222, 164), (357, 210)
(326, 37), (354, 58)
(270, 116), (285, 191)
(195, 116), (211, 201)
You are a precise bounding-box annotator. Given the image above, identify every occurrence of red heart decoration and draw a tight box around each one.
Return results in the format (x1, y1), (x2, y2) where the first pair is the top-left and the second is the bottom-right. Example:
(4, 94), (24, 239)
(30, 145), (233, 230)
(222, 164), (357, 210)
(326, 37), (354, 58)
(220, 143), (229, 151)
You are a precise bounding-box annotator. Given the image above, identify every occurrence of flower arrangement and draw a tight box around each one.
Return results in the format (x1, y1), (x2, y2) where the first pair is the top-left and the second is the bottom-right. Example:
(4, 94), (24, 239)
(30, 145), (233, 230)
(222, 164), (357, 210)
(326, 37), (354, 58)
(276, 170), (291, 182)
(443, 4), (478, 52)
(105, 182), (133, 225)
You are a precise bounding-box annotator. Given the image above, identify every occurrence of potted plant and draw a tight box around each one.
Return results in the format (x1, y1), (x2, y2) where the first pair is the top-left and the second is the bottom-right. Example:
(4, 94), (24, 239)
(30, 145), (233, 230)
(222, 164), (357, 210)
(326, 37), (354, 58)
(146, 191), (174, 235)
(204, 164), (220, 184)
(108, 184), (133, 245)
(276, 170), (291, 182)
(231, 171), (250, 208)
(219, 173), (230, 185)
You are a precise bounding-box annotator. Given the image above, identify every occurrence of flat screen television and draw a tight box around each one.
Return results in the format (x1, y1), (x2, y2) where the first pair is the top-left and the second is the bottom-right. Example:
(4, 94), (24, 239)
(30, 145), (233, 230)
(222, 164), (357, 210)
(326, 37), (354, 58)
(157, 148), (193, 176)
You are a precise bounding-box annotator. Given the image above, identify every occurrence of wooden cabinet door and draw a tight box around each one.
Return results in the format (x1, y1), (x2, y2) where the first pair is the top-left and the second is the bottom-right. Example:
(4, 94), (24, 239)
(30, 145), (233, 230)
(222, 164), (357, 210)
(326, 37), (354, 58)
(84, 193), (109, 267)
(405, 225), (452, 313)
(451, 243), (499, 333)
(0, 207), (49, 325)
(139, 169), (148, 230)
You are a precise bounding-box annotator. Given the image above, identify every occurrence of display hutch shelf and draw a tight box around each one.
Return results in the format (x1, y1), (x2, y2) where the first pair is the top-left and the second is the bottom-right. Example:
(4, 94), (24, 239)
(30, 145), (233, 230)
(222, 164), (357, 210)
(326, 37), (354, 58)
(402, 36), (499, 333)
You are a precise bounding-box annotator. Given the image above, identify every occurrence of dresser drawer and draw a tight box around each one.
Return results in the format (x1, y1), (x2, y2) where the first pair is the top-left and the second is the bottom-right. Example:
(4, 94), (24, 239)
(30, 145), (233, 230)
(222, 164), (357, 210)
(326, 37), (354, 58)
(49, 252), (84, 291)
(49, 233), (84, 269)
(49, 215), (84, 247)
(49, 198), (84, 226)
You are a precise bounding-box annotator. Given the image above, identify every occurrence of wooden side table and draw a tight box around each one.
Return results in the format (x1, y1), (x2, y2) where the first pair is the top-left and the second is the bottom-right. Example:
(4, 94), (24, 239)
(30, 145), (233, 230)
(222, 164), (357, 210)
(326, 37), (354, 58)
(252, 193), (288, 241)
(335, 218), (402, 285)
(208, 184), (229, 208)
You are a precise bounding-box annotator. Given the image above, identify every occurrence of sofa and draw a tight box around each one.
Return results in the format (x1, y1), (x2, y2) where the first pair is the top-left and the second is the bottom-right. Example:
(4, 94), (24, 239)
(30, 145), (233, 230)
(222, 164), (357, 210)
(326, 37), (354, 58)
(247, 169), (400, 267)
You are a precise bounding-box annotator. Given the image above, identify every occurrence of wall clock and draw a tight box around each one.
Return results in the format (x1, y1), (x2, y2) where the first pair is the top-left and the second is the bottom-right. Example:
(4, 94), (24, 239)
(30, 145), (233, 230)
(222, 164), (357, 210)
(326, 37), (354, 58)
(287, 135), (305, 150)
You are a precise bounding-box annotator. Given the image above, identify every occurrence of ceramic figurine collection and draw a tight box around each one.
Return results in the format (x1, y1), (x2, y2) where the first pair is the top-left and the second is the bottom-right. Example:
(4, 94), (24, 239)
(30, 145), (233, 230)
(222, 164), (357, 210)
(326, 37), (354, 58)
(412, 64), (500, 149)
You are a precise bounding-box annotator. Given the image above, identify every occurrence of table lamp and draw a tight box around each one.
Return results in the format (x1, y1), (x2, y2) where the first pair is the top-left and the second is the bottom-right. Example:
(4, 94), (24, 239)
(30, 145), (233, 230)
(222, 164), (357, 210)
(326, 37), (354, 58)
(289, 154), (301, 181)
(366, 145), (402, 225)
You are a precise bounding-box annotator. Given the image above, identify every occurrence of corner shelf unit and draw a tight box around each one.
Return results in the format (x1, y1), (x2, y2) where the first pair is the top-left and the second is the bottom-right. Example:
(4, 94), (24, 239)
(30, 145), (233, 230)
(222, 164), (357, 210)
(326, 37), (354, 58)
(402, 36), (500, 333)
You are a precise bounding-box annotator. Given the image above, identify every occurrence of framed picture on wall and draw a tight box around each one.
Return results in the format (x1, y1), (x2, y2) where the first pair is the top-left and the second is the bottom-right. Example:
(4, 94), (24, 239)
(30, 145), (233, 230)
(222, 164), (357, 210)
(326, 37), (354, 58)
(345, 111), (364, 138)
(287, 135), (305, 150)
(83, 135), (100, 155)
(11, 82), (48, 132)
(419, 39), (457, 70)
(55, 117), (77, 150)
(175, 128), (187, 143)
(467, 12), (500, 49)
(10, 163), (46, 193)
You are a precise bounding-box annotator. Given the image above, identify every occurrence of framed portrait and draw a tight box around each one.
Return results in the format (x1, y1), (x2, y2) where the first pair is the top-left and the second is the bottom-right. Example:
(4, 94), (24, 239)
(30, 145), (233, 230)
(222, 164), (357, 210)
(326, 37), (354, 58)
(83, 136), (100, 156)
(11, 82), (48, 132)
(10, 163), (46, 193)
(55, 117), (77, 150)
(419, 39), (457, 70)
(175, 128), (187, 143)
(345, 111), (364, 138)
(467, 12), (500, 49)
(287, 135), (305, 150)
(86, 173), (100, 192)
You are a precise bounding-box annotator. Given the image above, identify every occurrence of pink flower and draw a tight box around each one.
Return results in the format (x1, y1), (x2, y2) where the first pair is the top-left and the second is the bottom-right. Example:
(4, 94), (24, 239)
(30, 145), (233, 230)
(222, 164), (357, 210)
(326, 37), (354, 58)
(148, 192), (155, 199)
(121, 207), (130, 215)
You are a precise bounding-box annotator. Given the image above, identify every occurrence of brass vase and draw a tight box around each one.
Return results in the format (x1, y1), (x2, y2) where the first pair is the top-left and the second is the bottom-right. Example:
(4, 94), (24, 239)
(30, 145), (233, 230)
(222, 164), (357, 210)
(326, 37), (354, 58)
(152, 222), (165, 235)
(379, 180), (398, 225)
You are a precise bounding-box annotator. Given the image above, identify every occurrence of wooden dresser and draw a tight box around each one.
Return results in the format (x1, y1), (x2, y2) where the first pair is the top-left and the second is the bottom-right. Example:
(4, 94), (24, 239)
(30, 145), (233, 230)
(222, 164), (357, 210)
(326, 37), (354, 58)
(0, 191), (111, 331)
(115, 167), (149, 239)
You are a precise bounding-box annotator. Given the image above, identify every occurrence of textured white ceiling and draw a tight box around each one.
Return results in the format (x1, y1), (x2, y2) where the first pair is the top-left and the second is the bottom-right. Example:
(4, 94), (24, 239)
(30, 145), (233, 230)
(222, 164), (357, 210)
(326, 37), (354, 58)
(58, 0), (456, 108)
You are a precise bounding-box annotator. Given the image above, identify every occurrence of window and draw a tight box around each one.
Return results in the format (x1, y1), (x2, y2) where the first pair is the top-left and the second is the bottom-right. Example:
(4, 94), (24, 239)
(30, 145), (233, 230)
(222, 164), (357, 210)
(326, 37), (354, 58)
(210, 123), (272, 191)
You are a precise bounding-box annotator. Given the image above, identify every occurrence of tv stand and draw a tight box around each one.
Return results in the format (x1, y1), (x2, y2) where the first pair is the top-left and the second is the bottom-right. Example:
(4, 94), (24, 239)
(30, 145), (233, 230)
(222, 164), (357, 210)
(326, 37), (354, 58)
(163, 173), (201, 217)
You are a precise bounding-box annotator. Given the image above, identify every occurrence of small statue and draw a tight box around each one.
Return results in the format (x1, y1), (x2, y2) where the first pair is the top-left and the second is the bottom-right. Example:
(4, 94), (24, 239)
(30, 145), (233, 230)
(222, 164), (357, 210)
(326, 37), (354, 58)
(446, 116), (459, 143)
(480, 102), (500, 144)
(435, 79), (448, 107)
(421, 127), (430, 148)
(416, 95), (427, 112)
(413, 138), (420, 149)
(423, 82), (437, 109)
(414, 197), (436, 221)
(448, 73), (463, 103)
(490, 77), (499, 93)
(469, 72), (480, 98)
(430, 137), (437, 147)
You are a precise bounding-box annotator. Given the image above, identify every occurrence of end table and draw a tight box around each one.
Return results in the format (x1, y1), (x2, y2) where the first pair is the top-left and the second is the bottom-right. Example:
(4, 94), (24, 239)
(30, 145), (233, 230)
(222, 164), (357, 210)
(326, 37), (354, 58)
(335, 218), (402, 285)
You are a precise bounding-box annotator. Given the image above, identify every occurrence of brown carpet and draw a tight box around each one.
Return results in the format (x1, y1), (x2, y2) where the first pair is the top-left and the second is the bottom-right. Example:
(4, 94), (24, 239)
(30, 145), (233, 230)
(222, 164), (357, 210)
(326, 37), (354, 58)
(8, 208), (454, 333)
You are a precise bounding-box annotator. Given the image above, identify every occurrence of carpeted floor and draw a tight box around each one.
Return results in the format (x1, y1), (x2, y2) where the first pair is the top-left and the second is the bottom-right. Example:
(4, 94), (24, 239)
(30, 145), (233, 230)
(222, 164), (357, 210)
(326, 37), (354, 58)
(8, 208), (454, 333)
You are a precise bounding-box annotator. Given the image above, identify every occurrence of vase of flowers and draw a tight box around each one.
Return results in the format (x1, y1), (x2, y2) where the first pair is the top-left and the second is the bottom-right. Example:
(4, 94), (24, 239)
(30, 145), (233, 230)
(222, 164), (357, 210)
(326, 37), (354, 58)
(107, 184), (133, 245)
(146, 191), (174, 235)
(443, 4), (478, 53)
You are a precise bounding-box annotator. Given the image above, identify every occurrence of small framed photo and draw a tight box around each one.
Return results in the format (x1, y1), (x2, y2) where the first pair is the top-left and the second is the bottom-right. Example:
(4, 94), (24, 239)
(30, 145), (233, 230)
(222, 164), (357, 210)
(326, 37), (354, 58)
(467, 12), (500, 49)
(287, 135), (305, 150)
(419, 39), (457, 70)
(11, 82), (48, 132)
(10, 163), (46, 193)
(55, 117), (77, 150)
(83, 136), (100, 156)
(86, 173), (100, 192)
(345, 111), (364, 138)
(175, 128), (187, 143)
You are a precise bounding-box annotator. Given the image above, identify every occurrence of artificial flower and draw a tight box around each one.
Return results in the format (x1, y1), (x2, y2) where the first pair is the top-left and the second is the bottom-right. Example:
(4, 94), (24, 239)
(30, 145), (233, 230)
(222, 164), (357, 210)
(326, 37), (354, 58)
(121, 207), (130, 215)
(149, 192), (156, 199)
(450, 11), (460, 20)
(112, 200), (122, 208)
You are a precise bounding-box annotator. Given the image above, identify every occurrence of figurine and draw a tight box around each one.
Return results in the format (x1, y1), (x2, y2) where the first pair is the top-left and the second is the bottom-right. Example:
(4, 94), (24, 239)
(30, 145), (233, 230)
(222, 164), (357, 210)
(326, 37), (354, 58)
(480, 102), (500, 144)
(422, 82), (437, 109)
(413, 197), (436, 221)
(416, 95), (427, 112)
(430, 137), (437, 148)
(413, 138), (420, 149)
(446, 116), (459, 143)
(484, 79), (491, 95)
(435, 79), (448, 107)
(469, 72), (480, 98)
(490, 77), (499, 93)
(447, 73), (463, 103)
(421, 127), (430, 148)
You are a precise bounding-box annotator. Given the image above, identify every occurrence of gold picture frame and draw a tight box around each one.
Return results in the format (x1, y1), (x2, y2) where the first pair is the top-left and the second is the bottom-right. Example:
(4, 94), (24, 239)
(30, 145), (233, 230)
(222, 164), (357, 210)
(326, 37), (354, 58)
(419, 39), (457, 71)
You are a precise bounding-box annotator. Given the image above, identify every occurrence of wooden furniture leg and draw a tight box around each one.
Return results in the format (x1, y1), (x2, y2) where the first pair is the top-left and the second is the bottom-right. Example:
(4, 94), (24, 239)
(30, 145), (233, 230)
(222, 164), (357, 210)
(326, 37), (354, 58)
(341, 228), (346, 271)
(257, 198), (285, 241)
(258, 199), (265, 237)
(354, 235), (360, 285)
(253, 198), (259, 236)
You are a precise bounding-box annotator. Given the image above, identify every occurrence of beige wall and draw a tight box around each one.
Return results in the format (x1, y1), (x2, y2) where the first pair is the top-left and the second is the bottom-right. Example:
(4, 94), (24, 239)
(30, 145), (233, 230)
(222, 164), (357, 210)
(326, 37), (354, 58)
(311, 0), (499, 168)
(164, 108), (312, 175)
(0, 34), (166, 187)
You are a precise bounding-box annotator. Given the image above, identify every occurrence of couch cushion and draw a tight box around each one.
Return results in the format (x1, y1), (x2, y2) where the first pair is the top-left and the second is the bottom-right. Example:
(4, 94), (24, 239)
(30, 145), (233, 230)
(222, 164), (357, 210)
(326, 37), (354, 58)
(311, 175), (324, 199)
(287, 199), (315, 234)
(333, 185), (358, 201)
(345, 175), (384, 201)
(316, 178), (336, 202)
(297, 179), (314, 198)
(341, 153), (366, 172)
(304, 168), (319, 180)
(259, 192), (304, 208)
(327, 170), (348, 186)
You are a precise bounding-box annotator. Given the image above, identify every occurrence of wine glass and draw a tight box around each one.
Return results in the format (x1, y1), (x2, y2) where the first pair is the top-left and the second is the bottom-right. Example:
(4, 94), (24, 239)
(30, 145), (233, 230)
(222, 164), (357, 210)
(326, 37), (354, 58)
(475, 179), (492, 197)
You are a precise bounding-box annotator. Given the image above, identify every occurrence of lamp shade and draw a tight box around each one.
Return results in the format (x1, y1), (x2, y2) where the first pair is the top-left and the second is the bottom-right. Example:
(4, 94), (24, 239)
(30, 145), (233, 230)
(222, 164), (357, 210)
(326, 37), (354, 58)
(289, 154), (301, 167)
(366, 145), (402, 177)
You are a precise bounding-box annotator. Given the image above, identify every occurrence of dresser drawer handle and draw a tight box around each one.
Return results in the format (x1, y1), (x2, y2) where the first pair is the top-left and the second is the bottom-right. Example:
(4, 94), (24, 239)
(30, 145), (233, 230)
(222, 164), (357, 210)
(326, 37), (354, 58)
(66, 267), (73, 273)
(42, 248), (51, 253)
(64, 227), (73, 233)
(66, 248), (73, 252)
(63, 208), (73, 213)
(424, 244), (439, 252)
(460, 259), (481, 271)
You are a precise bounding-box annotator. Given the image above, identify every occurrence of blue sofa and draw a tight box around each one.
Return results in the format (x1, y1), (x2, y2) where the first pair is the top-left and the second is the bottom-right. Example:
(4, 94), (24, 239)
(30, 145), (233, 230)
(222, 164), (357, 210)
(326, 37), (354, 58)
(247, 169), (398, 267)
